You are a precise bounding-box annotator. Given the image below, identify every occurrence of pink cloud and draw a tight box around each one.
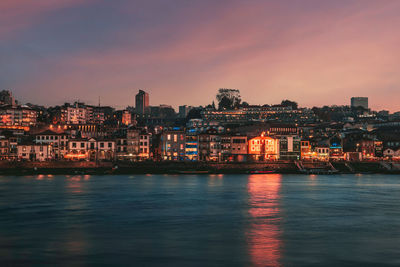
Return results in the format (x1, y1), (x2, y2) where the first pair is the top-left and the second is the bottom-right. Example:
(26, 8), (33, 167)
(11, 0), (400, 112)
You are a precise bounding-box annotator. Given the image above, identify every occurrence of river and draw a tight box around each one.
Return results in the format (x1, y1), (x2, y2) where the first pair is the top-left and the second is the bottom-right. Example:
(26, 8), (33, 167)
(0, 174), (399, 266)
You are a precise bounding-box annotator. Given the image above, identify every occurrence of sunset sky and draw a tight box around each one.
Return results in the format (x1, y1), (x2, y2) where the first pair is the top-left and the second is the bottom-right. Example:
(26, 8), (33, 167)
(1, 0), (400, 111)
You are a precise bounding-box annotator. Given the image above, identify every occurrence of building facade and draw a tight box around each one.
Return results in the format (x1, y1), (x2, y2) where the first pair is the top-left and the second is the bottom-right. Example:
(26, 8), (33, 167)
(135, 90), (149, 115)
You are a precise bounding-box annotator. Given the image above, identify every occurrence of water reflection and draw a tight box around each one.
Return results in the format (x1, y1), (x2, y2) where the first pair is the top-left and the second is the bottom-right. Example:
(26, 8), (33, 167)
(247, 174), (282, 267)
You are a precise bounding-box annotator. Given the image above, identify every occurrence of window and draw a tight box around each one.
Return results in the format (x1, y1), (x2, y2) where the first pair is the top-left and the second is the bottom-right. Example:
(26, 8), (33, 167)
(174, 135), (177, 142)
(100, 143), (104, 148)
(167, 134), (171, 141)
(72, 142), (77, 148)
(108, 143), (112, 148)
(81, 143), (85, 148)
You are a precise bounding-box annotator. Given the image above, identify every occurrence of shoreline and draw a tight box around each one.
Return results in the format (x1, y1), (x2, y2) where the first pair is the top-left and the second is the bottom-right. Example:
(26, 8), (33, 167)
(1, 161), (399, 176)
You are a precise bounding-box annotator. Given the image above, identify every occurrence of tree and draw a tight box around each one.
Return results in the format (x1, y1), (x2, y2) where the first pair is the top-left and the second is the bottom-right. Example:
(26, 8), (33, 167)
(218, 96), (233, 110)
(216, 88), (241, 110)
(281, 99), (298, 110)
(241, 101), (249, 107)
(186, 108), (203, 121)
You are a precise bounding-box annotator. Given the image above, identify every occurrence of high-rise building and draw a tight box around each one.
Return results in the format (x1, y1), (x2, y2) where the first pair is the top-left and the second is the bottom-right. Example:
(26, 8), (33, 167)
(351, 97), (368, 109)
(0, 90), (16, 106)
(135, 90), (149, 115)
(179, 105), (193, 118)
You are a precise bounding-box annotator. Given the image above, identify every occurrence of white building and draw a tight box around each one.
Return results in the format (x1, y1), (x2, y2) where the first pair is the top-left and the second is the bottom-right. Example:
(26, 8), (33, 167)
(67, 138), (115, 161)
(35, 130), (69, 159)
(17, 144), (52, 161)
(139, 132), (151, 160)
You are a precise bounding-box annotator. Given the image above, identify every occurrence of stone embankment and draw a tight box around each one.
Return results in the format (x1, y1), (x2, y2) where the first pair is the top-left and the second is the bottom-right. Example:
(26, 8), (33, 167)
(0, 161), (399, 175)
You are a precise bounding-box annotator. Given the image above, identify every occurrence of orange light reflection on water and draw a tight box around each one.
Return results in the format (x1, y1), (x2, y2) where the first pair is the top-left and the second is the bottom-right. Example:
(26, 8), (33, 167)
(247, 174), (282, 267)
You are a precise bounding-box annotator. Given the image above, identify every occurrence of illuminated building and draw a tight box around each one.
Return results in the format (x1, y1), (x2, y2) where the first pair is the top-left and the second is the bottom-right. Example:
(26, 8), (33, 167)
(197, 130), (247, 162)
(185, 134), (198, 161)
(186, 119), (223, 134)
(383, 148), (400, 160)
(279, 136), (301, 160)
(122, 110), (132, 125)
(329, 137), (344, 160)
(63, 102), (87, 124)
(374, 141), (383, 158)
(116, 138), (128, 160)
(17, 144), (52, 161)
(229, 122), (298, 138)
(76, 124), (104, 139)
(201, 106), (315, 124)
(198, 128), (220, 161)
(113, 110), (133, 126)
(248, 133), (279, 161)
(300, 140), (312, 160)
(126, 128), (140, 161)
(66, 138), (115, 161)
(315, 146), (330, 161)
(8, 136), (19, 160)
(356, 139), (380, 160)
(115, 127), (148, 161)
(161, 130), (186, 161)
(0, 137), (9, 160)
(230, 135), (247, 161)
(220, 135), (231, 161)
(51, 102), (114, 125)
(86, 105), (114, 124)
(0, 105), (37, 129)
(96, 139), (115, 161)
(35, 130), (69, 159)
(139, 131), (151, 160)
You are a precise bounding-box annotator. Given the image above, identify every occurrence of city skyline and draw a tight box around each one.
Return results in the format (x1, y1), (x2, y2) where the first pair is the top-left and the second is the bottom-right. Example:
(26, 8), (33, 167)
(2, 0), (400, 111)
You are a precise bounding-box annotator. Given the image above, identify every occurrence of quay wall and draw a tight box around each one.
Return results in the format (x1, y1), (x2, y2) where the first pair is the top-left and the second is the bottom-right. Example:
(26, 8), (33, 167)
(0, 161), (397, 175)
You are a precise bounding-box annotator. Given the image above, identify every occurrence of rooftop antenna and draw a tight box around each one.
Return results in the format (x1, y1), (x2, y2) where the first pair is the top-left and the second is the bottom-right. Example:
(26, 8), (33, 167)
(98, 96), (101, 107)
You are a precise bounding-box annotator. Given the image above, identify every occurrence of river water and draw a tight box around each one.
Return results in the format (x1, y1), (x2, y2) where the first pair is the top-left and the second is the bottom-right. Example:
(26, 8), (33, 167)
(0, 174), (399, 266)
